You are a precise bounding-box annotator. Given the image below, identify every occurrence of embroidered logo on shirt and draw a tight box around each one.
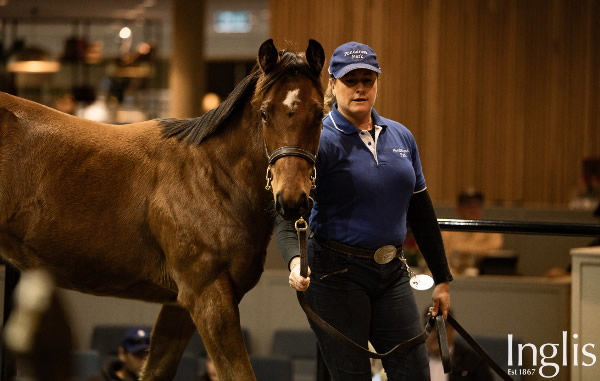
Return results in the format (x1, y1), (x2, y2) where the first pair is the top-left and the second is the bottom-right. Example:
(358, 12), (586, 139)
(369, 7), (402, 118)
(393, 148), (409, 157)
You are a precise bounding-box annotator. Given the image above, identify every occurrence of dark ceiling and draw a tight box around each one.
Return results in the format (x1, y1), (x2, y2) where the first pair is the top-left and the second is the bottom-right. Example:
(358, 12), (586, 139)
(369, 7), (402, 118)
(0, 0), (171, 22)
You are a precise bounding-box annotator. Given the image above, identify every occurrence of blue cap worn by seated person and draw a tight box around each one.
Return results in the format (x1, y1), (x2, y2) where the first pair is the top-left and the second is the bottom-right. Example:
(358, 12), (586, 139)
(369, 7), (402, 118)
(121, 327), (151, 354)
(328, 41), (382, 79)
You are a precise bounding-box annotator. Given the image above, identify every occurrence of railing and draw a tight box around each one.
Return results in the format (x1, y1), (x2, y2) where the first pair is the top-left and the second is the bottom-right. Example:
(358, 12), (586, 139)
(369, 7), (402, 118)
(438, 219), (600, 237)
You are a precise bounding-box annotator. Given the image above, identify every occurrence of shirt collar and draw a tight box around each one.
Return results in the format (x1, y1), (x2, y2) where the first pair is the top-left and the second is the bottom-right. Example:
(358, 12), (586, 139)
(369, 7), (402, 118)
(328, 103), (387, 135)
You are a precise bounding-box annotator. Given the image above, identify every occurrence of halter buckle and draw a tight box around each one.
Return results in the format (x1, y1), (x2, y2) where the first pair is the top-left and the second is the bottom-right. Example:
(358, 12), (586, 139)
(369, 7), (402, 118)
(265, 165), (273, 191)
(310, 167), (317, 189)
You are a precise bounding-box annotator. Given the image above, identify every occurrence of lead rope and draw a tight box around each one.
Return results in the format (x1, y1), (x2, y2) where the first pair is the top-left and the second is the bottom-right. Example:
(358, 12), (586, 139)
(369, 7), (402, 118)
(446, 313), (513, 381)
(293, 217), (513, 380)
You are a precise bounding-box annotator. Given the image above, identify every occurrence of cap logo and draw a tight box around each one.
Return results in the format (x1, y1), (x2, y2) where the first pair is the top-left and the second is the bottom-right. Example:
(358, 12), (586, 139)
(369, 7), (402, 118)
(344, 49), (369, 59)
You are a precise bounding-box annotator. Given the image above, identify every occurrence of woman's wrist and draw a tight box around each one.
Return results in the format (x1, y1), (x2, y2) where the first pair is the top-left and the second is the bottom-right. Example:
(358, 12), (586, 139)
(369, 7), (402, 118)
(289, 256), (300, 271)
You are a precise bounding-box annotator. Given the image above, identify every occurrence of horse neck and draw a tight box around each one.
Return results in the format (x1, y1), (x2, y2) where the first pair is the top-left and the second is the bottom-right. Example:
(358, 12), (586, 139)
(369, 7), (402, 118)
(203, 103), (273, 222)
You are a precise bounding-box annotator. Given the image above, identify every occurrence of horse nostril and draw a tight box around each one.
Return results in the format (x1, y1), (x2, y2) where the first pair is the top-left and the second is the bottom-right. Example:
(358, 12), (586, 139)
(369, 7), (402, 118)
(275, 192), (284, 217)
(296, 192), (309, 215)
(276, 192), (310, 220)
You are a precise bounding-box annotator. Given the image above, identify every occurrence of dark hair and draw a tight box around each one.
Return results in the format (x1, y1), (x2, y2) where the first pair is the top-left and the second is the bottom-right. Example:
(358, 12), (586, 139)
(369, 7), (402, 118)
(159, 70), (260, 145)
(457, 189), (484, 205)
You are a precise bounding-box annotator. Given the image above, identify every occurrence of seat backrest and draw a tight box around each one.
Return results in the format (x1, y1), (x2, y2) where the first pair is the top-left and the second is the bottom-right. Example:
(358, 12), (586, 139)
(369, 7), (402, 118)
(458, 335), (522, 381)
(72, 350), (101, 380)
(185, 331), (207, 357)
(174, 352), (199, 381)
(271, 329), (317, 359)
(251, 355), (293, 381)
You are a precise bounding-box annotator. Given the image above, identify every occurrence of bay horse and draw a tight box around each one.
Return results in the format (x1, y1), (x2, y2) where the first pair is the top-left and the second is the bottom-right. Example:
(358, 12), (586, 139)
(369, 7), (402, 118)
(0, 39), (325, 380)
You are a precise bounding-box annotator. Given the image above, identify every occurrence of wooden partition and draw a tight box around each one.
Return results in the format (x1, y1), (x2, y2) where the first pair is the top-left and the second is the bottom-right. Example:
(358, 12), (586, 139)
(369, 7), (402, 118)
(270, 0), (600, 207)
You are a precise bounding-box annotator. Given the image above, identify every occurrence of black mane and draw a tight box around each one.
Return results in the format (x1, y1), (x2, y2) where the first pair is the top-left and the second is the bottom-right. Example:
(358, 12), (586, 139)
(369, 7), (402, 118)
(158, 70), (260, 145)
(159, 50), (323, 146)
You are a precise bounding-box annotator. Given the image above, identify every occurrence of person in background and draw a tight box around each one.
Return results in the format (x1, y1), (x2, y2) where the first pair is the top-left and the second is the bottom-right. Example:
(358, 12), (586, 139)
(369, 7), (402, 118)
(87, 327), (150, 381)
(424, 308), (493, 381)
(569, 157), (600, 211)
(277, 41), (452, 380)
(442, 189), (504, 274)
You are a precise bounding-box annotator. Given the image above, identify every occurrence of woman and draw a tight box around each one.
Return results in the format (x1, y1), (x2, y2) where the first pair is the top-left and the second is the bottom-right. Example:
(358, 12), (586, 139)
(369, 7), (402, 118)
(276, 41), (452, 380)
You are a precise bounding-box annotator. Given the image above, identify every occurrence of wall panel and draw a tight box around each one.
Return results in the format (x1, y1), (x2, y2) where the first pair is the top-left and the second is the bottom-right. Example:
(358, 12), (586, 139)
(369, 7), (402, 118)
(270, 0), (600, 207)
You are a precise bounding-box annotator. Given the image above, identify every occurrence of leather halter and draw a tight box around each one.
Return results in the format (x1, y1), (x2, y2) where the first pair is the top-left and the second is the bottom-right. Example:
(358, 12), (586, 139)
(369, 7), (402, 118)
(264, 143), (317, 191)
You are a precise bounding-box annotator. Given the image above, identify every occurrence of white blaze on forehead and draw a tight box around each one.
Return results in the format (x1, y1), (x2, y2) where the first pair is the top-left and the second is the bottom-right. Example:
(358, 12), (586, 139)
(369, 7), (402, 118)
(283, 88), (301, 111)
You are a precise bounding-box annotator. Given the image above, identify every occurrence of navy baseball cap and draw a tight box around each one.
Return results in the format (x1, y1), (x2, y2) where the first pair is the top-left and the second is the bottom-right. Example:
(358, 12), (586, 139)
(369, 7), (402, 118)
(328, 41), (381, 79)
(121, 327), (150, 354)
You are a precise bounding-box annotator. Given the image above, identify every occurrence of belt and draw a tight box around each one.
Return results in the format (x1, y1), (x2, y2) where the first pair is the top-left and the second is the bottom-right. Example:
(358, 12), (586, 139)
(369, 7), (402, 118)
(314, 235), (402, 264)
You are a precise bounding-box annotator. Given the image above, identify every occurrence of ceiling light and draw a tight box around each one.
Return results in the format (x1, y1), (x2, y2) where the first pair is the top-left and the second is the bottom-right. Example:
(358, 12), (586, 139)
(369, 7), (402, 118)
(119, 27), (132, 39)
(7, 46), (61, 73)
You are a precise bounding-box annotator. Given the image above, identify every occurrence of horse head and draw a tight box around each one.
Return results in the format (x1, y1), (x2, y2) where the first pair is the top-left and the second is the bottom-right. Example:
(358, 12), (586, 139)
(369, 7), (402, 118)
(254, 39), (325, 220)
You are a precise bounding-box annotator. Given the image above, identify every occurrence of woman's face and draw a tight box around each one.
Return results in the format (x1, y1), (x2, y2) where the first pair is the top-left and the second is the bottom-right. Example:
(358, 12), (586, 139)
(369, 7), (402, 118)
(331, 69), (378, 125)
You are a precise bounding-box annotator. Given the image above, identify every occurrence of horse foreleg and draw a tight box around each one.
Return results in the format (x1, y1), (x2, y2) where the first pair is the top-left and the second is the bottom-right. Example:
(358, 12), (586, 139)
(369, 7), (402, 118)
(180, 273), (256, 381)
(140, 303), (196, 381)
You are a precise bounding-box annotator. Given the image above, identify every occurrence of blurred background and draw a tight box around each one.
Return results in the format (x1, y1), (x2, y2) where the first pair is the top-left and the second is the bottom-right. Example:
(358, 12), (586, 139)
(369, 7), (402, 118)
(0, 2), (599, 380)
(1, 0), (598, 208)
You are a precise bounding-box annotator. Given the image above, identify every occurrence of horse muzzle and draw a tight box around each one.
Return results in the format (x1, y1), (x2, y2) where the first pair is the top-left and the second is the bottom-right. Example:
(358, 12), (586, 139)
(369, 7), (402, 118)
(265, 144), (316, 220)
(275, 191), (312, 220)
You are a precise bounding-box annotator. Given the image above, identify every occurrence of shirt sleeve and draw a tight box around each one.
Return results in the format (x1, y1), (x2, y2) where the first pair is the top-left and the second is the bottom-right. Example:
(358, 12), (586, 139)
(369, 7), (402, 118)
(273, 215), (300, 270)
(407, 189), (453, 284)
(409, 134), (427, 193)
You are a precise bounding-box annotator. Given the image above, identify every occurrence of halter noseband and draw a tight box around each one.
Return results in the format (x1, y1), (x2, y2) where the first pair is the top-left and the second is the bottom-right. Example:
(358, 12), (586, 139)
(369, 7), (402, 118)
(264, 143), (317, 191)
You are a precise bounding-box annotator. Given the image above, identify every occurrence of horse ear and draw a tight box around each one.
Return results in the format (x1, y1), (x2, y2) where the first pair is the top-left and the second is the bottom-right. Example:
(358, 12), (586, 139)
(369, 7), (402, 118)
(306, 39), (325, 76)
(258, 39), (279, 74)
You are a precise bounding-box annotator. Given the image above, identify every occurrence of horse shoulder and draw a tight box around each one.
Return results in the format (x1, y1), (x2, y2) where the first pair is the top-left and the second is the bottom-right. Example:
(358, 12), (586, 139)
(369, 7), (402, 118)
(0, 93), (28, 142)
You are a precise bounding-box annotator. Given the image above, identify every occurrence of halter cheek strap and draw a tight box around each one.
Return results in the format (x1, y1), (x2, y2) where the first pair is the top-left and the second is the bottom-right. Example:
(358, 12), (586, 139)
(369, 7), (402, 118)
(264, 143), (317, 190)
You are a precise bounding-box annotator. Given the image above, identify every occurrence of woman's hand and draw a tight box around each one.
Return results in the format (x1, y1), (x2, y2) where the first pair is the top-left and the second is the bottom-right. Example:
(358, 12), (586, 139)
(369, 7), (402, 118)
(430, 281), (450, 318)
(288, 256), (311, 291)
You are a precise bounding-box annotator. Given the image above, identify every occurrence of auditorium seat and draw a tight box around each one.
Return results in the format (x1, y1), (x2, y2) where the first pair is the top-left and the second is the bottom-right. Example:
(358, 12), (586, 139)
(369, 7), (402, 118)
(466, 335), (522, 381)
(271, 329), (318, 381)
(251, 355), (293, 381)
(72, 350), (101, 380)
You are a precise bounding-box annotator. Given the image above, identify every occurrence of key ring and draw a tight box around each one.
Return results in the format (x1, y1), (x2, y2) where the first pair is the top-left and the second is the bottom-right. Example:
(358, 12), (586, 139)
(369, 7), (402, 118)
(399, 253), (434, 290)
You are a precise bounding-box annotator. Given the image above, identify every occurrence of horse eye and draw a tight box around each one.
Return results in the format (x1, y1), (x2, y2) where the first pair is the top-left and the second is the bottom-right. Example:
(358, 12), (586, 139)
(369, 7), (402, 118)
(315, 110), (324, 122)
(260, 110), (268, 121)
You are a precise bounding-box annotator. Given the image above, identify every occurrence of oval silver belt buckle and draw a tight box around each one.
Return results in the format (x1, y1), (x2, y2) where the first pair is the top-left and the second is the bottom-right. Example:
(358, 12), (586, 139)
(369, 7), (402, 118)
(373, 245), (397, 264)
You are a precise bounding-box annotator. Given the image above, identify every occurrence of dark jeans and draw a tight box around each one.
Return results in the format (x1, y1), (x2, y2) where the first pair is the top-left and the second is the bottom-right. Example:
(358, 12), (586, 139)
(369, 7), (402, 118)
(305, 237), (430, 381)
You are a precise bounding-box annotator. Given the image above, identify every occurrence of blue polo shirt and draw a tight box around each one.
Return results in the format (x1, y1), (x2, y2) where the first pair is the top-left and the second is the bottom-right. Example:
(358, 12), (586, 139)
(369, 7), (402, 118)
(309, 105), (426, 249)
